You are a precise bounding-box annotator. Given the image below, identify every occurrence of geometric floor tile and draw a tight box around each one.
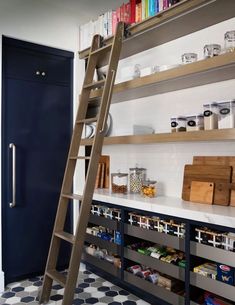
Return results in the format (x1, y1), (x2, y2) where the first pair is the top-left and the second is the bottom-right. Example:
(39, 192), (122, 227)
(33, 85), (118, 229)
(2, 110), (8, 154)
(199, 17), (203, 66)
(0, 264), (150, 305)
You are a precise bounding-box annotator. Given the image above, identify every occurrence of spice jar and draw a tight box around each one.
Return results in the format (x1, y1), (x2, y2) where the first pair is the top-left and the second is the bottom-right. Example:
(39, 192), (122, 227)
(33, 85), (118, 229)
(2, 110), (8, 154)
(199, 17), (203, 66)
(111, 172), (128, 194)
(129, 165), (146, 193)
(224, 31), (235, 53)
(186, 114), (204, 131)
(218, 100), (235, 129)
(141, 179), (157, 198)
(181, 53), (198, 64)
(203, 102), (218, 130)
(204, 44), (221, 58)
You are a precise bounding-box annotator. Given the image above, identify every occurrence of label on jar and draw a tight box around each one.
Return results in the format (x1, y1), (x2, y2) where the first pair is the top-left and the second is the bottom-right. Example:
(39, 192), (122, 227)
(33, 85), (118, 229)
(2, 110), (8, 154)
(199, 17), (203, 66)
(204, 110), (213, 117)
(171, 121), (178, 127)
(220, 108), (230, 115)
(187, 120), (196, 127)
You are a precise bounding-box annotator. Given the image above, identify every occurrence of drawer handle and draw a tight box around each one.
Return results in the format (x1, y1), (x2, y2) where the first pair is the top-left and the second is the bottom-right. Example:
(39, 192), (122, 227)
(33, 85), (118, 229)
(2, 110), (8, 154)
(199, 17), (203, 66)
(41, 72), (46, 76)
(36, 70), (40, 75)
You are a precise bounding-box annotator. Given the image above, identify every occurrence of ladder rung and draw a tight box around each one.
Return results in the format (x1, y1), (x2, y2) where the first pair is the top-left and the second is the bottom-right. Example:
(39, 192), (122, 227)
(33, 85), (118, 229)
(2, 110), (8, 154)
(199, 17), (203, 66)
(46, 270), (66, 287)
(62, 193), (83, 201)
(90, 43), (112, 56)
(83, 79), (105, 90)
(54, 231), (75, 244)
(69, 156), (91, 160)
(76, 117), (97, 124)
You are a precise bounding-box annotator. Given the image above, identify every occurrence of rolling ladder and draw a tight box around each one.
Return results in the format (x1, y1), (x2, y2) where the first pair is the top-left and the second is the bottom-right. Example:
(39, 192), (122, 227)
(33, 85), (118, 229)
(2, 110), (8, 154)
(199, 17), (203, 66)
(39, 22), (124, 305)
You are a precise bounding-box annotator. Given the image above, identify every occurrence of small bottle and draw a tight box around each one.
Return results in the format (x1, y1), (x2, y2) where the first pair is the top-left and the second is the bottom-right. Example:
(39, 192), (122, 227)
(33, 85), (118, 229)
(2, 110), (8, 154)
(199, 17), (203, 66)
(224, 30), (235, 53)
(203, 102), (218, 130)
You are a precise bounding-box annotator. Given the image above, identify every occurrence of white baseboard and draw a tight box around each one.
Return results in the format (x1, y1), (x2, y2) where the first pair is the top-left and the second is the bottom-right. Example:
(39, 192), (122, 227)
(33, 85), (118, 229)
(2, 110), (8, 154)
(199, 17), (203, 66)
(0, 270), (5, 292)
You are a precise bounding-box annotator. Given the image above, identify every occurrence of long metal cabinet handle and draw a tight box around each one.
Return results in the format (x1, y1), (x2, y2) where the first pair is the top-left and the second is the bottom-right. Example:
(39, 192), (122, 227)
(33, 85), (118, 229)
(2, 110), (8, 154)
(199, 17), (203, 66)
(9, 143), (16, 208)
(100, 69), (116, 133)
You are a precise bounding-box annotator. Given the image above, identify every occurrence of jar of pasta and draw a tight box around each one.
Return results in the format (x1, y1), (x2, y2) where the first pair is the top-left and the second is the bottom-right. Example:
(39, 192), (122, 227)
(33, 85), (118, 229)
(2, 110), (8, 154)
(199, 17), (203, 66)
(141, 179), (157, 198)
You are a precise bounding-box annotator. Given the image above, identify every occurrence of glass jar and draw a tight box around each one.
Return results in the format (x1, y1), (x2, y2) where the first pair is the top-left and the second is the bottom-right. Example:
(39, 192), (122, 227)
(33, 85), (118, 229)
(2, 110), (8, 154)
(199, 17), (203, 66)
(133, 64), (141, 79)
(171, 116), (186, 132)
(181, 53), (198, 64)
(129, 166), (146, 193)
(224, 31), (235, 53)
(141, 179), (157, 198)
(203, 102), (219, 130)
(204, 44), (221, 58)
(218, 100), (235, 129)
(111, 172), (128, 194)
(186, 114), (204, 131)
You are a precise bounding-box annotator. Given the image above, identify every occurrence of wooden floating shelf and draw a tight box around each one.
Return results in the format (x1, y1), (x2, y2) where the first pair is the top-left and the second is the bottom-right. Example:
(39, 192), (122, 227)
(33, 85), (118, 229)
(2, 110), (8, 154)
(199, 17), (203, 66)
(88, 52), (235, 103)
(79, 0), (235, 63)
(81, 128), (235, 146)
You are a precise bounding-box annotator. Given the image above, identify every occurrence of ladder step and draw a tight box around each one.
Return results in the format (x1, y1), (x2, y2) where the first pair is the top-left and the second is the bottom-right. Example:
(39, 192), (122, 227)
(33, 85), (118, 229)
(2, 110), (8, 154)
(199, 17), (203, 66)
(46, 270), (66, 287)
(90, 43), (112, 57)
(62, 193), (83, 201)
(83, 79), (105, 90)
(76, 117), (97, 124)
(54, 231), (75, 244)
(69, 156), (91, 160)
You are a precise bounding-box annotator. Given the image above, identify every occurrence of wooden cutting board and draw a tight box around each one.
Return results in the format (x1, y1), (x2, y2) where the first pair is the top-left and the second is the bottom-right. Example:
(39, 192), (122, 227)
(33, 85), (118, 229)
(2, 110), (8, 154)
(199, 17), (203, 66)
(190, 181), (214, 204)
(193, 156), (235, 206)
(182, 164), (232, 205)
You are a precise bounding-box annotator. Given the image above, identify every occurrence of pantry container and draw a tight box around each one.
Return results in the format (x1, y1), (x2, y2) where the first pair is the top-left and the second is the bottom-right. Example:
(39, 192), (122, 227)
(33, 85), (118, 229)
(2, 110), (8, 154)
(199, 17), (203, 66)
(203, 102), (219, 130)
(218, 100), (235, 129)
(129, 165), (146, 193)
(111, 172), (128, 194)
(224, 30), (235, 53)
(186, 114), (204, 131)
(171, 116), (186, 132)
(141, 179), (157, 198)
(204, 44), (221, 58)
(181, 53), (198, 64)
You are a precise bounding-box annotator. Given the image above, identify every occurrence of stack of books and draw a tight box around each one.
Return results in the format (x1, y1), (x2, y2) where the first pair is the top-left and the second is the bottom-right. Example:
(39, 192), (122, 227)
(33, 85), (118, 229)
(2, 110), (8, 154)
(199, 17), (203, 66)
(79, 0), (181, 50)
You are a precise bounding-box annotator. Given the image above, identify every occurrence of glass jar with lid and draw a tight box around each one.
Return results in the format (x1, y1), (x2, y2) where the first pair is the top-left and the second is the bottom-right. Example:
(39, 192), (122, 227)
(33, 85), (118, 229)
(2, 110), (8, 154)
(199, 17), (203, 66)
(218, 100), (235, 129)
(111, 172), (128, 194)
(171, 116), (187, 132)
(203, 102), (219, 130)
(224, 31), (235, 53)
(181, 53), (198, 64)
(204, 44), (221, 59)
(141, 179), (157, 198)
(129, 165), (146, 193)
(186, 114), (204, 131)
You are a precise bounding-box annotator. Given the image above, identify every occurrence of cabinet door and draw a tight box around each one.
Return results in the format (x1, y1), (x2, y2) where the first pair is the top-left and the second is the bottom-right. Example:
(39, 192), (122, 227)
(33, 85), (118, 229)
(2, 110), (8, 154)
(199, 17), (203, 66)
(2, 38), (73, 284)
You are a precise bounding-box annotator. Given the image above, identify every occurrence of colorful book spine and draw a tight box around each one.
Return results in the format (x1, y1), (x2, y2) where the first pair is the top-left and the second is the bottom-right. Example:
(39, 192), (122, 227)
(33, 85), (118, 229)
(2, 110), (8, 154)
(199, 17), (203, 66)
(130, 0), (136, 24)
(136, 1), (142, 23)
(112, 10), (117, 35)
(163, 0), (170, 10)
(149, 0), (155, 16)
(155, 0), (159, 13)
(158, 0), (164, 11)
(141, 0), (146, 20)
(145, 0), (149, 18)
(125, 2), (131, 24)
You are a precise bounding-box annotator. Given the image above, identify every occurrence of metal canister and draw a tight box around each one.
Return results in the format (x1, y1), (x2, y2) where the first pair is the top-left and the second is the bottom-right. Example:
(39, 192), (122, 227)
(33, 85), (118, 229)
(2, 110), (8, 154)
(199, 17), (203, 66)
(129, 166), (146, 193)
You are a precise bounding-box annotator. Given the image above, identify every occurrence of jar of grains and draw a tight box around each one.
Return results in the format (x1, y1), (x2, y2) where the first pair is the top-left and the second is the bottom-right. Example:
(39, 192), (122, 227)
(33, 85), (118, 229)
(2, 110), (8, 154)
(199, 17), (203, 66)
(111, 172), (128, 194)
(203, 102), (218, 130)
(141, 179), (157, 198)
(129, 165), (146, 193)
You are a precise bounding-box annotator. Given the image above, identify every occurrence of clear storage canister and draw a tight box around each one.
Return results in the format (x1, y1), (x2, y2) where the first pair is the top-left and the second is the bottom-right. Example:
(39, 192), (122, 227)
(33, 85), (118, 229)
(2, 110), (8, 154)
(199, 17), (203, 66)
(186, 114), (204, 131)
(224, 30), (235, 53)
(218, 100), (235, 129)
(129, 166), (146, 193)
(181, 53), (198, 64)
(204, 44), (221, 58)
(141, 179), (157, 198)
(111, 172), (128, 194)
(203, 103), (218, 130)
(171, 116), (186, 132)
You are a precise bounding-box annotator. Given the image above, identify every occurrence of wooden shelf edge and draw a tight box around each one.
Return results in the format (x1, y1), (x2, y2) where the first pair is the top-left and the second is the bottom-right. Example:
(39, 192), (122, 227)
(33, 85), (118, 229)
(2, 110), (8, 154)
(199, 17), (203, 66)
(81, 128), (235, 146)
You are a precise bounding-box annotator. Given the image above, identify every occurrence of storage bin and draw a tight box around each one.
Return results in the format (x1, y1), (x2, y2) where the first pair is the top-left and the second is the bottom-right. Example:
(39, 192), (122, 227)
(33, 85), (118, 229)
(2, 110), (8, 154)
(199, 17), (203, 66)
(225, 30), (235, 53)
(203, 102), (218, 130)
(171, 116), (186, 132)
(186, 114), (204, 131)
(204, 44), (221, 58)
(218, 100), (235, 129)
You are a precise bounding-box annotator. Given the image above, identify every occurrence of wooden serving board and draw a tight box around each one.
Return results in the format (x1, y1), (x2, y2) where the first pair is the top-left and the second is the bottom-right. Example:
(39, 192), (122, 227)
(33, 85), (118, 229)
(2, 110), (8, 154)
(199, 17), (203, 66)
(182, 164), (232, 206)
(190, 181), (214, 204)
(193, 156), (235, 206)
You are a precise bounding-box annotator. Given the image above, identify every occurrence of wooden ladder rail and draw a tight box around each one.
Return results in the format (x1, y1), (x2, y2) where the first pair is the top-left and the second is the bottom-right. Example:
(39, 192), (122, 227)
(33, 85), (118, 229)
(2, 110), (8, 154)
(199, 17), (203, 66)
(38, 22), (124, 305)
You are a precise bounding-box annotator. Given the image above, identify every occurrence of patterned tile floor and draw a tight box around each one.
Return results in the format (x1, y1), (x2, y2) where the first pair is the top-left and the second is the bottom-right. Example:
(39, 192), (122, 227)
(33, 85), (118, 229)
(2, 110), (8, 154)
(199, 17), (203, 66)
(0, 264), (150, 305)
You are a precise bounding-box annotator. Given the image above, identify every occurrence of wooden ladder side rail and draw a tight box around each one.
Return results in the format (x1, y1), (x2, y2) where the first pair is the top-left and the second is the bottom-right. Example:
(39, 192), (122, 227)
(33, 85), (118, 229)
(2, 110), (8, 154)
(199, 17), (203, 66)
(39, 22), (124, 305)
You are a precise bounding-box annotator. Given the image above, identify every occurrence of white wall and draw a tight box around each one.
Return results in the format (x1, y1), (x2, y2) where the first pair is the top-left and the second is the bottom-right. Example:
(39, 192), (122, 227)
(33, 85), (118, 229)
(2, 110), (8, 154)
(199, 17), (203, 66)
(102, 18), (235, 197)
